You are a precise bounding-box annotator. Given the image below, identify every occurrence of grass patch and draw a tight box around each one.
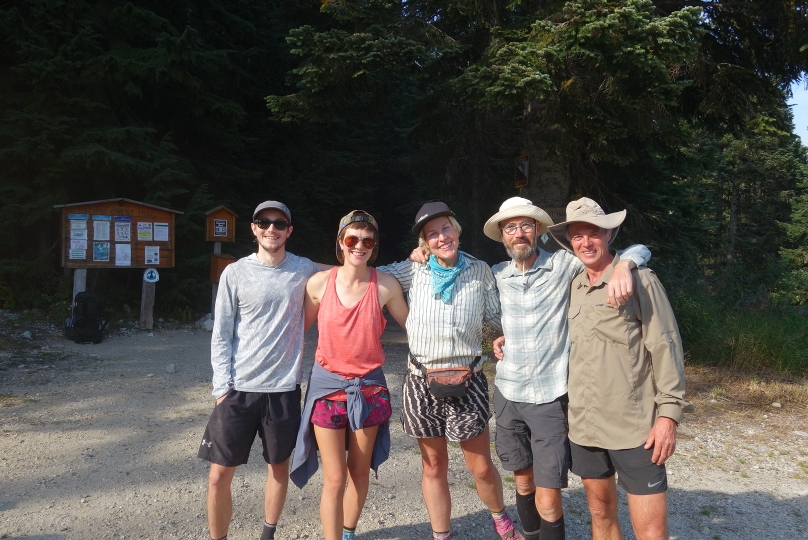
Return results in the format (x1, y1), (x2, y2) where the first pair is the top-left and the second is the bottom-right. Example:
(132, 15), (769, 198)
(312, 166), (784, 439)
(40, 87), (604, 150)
(674, 293), (808, 374)
(504, 477), (515, 483)
(740, 472), (749, 478)
(686, 366), (808, 409)
(0, 394), (35, 406)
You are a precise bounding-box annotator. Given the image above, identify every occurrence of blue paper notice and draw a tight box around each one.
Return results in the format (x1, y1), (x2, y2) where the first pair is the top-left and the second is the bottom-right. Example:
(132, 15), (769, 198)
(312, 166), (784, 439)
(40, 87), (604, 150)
(93, 242), (110, 262)
(92, 215), (111, 221)
(113, 216), (132, 221)
(68, 214), (88, 220)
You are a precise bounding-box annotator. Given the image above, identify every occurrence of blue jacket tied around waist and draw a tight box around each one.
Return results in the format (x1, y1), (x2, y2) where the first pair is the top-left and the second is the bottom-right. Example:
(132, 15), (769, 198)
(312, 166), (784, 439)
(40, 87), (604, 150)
(290, 361), (391, 488)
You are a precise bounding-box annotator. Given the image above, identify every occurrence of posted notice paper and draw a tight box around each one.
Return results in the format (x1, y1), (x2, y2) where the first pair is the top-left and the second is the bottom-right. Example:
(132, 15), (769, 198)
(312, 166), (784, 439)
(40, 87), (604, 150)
(115, 222), (131, 242)
(153, 222), (169, 241)
(93, 220), (110, 241)
(144, 246), (160, 265)
(137, 222), (152, 241)
(115, 244), (131, 266)
(93, 242), (110, 262)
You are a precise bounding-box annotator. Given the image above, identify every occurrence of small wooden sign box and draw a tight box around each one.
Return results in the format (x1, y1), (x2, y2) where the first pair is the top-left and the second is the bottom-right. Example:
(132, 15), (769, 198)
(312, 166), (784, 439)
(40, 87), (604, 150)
(205, 206), (238, 320)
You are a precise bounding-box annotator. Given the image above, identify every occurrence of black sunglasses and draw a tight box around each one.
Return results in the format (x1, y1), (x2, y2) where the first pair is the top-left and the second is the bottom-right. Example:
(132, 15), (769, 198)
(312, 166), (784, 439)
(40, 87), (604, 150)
(254, 219), (290, 231)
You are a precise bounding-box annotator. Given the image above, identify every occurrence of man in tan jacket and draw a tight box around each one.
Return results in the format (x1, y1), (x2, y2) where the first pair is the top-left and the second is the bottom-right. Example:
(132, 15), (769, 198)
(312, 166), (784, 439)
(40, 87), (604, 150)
(548, 198), (694, 540)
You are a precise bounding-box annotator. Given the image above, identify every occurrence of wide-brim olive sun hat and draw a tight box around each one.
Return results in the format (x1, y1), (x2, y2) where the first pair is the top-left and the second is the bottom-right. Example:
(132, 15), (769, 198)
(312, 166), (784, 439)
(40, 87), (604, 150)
(483, 197), (554, 241)
(548, 197), (626, 252)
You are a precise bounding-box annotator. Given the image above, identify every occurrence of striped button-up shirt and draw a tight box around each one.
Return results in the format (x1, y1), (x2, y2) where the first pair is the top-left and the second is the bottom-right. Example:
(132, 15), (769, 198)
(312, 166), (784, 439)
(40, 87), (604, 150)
(378, 252), (501, 371)
(492, 245), (650, 405)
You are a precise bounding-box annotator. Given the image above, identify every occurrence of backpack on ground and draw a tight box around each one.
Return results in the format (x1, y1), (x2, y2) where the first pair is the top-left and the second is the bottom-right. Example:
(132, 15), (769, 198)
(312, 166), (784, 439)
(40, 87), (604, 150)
(64, 290), (108, 344)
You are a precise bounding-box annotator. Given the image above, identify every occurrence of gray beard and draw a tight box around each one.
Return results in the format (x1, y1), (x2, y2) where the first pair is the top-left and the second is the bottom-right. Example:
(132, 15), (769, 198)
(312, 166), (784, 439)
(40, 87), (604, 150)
(506, 240), (537, 263)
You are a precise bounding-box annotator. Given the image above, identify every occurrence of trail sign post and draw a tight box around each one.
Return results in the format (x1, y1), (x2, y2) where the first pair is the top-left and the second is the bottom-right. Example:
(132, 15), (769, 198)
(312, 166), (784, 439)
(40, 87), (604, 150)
(205, 206), (238, 319)
(514, 154), (529, 189)
(54, 198), (183, 330)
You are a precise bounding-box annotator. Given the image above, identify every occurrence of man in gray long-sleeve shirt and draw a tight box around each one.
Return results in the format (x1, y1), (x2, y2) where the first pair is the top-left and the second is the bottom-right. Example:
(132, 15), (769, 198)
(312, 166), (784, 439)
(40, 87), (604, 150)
(197, 200), (322, 540)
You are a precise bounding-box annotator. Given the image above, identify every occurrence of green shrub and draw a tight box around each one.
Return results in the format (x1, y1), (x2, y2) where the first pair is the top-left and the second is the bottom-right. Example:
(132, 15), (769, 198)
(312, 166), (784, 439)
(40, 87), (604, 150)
(672, 288), (808, 374)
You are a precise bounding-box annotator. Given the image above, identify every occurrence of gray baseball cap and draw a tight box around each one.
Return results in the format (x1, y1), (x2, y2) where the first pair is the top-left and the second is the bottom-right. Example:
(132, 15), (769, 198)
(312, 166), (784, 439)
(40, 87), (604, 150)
(252, 200), (291, 222)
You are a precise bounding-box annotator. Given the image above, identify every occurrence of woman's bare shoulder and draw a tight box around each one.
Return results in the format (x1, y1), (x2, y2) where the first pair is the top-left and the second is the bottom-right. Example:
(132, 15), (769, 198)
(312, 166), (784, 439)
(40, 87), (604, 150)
(376, 270), (403, 291)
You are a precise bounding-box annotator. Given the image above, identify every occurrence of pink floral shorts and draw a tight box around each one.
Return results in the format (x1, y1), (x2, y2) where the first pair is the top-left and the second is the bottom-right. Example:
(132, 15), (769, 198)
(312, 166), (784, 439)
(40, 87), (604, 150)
(311, 389), (392, 429)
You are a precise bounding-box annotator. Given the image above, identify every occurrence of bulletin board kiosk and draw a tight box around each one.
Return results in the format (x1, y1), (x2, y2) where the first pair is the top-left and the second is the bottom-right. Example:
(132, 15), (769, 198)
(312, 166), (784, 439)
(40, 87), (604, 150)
(205, 206), (237, 319)
(54, 198), (183, 330)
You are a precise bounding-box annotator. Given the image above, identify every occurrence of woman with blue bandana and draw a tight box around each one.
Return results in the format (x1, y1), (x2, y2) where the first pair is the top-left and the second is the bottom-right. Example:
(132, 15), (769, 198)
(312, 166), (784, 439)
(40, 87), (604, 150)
(377, 202), (524, 540)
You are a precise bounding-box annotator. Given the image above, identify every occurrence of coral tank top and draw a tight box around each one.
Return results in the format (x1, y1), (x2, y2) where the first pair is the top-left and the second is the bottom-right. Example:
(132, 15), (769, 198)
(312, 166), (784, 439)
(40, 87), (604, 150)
(315, 267), (387, 400)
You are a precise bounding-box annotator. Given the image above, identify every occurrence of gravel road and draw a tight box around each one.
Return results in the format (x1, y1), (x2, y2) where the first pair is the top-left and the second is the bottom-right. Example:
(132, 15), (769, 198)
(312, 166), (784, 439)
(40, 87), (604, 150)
(0, 315), (806, 540)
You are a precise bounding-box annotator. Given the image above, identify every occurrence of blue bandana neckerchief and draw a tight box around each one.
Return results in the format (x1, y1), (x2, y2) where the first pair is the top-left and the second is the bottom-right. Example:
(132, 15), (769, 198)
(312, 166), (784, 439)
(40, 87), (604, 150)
(428, 252), (466, 303)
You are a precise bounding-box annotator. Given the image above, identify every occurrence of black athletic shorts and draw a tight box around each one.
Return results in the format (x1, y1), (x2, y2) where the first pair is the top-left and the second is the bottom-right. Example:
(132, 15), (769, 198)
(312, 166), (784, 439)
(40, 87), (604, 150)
(197, 387), (302, 467)
(570, 441), (667, 495)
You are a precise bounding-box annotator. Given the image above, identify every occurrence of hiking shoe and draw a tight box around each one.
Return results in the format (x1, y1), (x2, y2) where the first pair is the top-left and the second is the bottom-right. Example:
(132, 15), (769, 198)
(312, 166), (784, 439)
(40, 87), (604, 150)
(492, 512), (525, 540)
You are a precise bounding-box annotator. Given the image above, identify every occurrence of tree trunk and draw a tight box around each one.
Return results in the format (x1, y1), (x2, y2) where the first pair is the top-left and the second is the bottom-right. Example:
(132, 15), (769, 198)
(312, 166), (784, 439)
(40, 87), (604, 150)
(519, 100), (571, 249)
(727, 181), (739, 262)
(470, 132), (483, 255)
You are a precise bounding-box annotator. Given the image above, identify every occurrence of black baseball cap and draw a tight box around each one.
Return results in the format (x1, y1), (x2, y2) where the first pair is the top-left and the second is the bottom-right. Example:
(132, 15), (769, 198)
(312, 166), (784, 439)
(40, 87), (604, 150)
(412, 201), (455, 236)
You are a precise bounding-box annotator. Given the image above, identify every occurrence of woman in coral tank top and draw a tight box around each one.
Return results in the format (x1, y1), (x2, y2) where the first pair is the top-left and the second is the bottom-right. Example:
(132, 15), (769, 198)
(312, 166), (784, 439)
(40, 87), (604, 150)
(290, 210), (409, 540)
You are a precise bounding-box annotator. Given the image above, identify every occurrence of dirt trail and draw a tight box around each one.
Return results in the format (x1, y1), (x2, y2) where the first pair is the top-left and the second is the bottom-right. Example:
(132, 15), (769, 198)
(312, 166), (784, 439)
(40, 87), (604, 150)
(0, 315), (806, 539)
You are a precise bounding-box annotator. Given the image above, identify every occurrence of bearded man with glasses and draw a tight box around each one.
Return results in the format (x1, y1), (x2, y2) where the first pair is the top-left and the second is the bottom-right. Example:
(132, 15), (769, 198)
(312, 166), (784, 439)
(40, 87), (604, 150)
(198, 200), (329, 540)
(485, 197), (651, 540)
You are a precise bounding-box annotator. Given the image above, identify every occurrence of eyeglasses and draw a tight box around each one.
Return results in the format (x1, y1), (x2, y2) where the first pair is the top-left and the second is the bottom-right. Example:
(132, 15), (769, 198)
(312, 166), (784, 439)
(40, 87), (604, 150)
(342, 235), (376, 249)
(254, 219), (290, 231)
(500, 221), (536, 235)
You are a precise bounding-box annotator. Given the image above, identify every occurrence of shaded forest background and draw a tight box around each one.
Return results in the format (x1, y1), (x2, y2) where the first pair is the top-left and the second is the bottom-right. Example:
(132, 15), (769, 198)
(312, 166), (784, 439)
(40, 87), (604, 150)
(2, 0), (808, 372)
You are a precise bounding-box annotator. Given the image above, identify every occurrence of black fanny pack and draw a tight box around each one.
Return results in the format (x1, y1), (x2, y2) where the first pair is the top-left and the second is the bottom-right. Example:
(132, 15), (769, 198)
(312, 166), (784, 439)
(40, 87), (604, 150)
(411, 356), (481, 399)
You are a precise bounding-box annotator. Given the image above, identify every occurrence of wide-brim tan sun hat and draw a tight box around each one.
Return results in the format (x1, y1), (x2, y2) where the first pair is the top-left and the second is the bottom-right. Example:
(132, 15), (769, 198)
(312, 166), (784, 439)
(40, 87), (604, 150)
(548, 197), (626, 252)
(483, 197), (554, 241)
